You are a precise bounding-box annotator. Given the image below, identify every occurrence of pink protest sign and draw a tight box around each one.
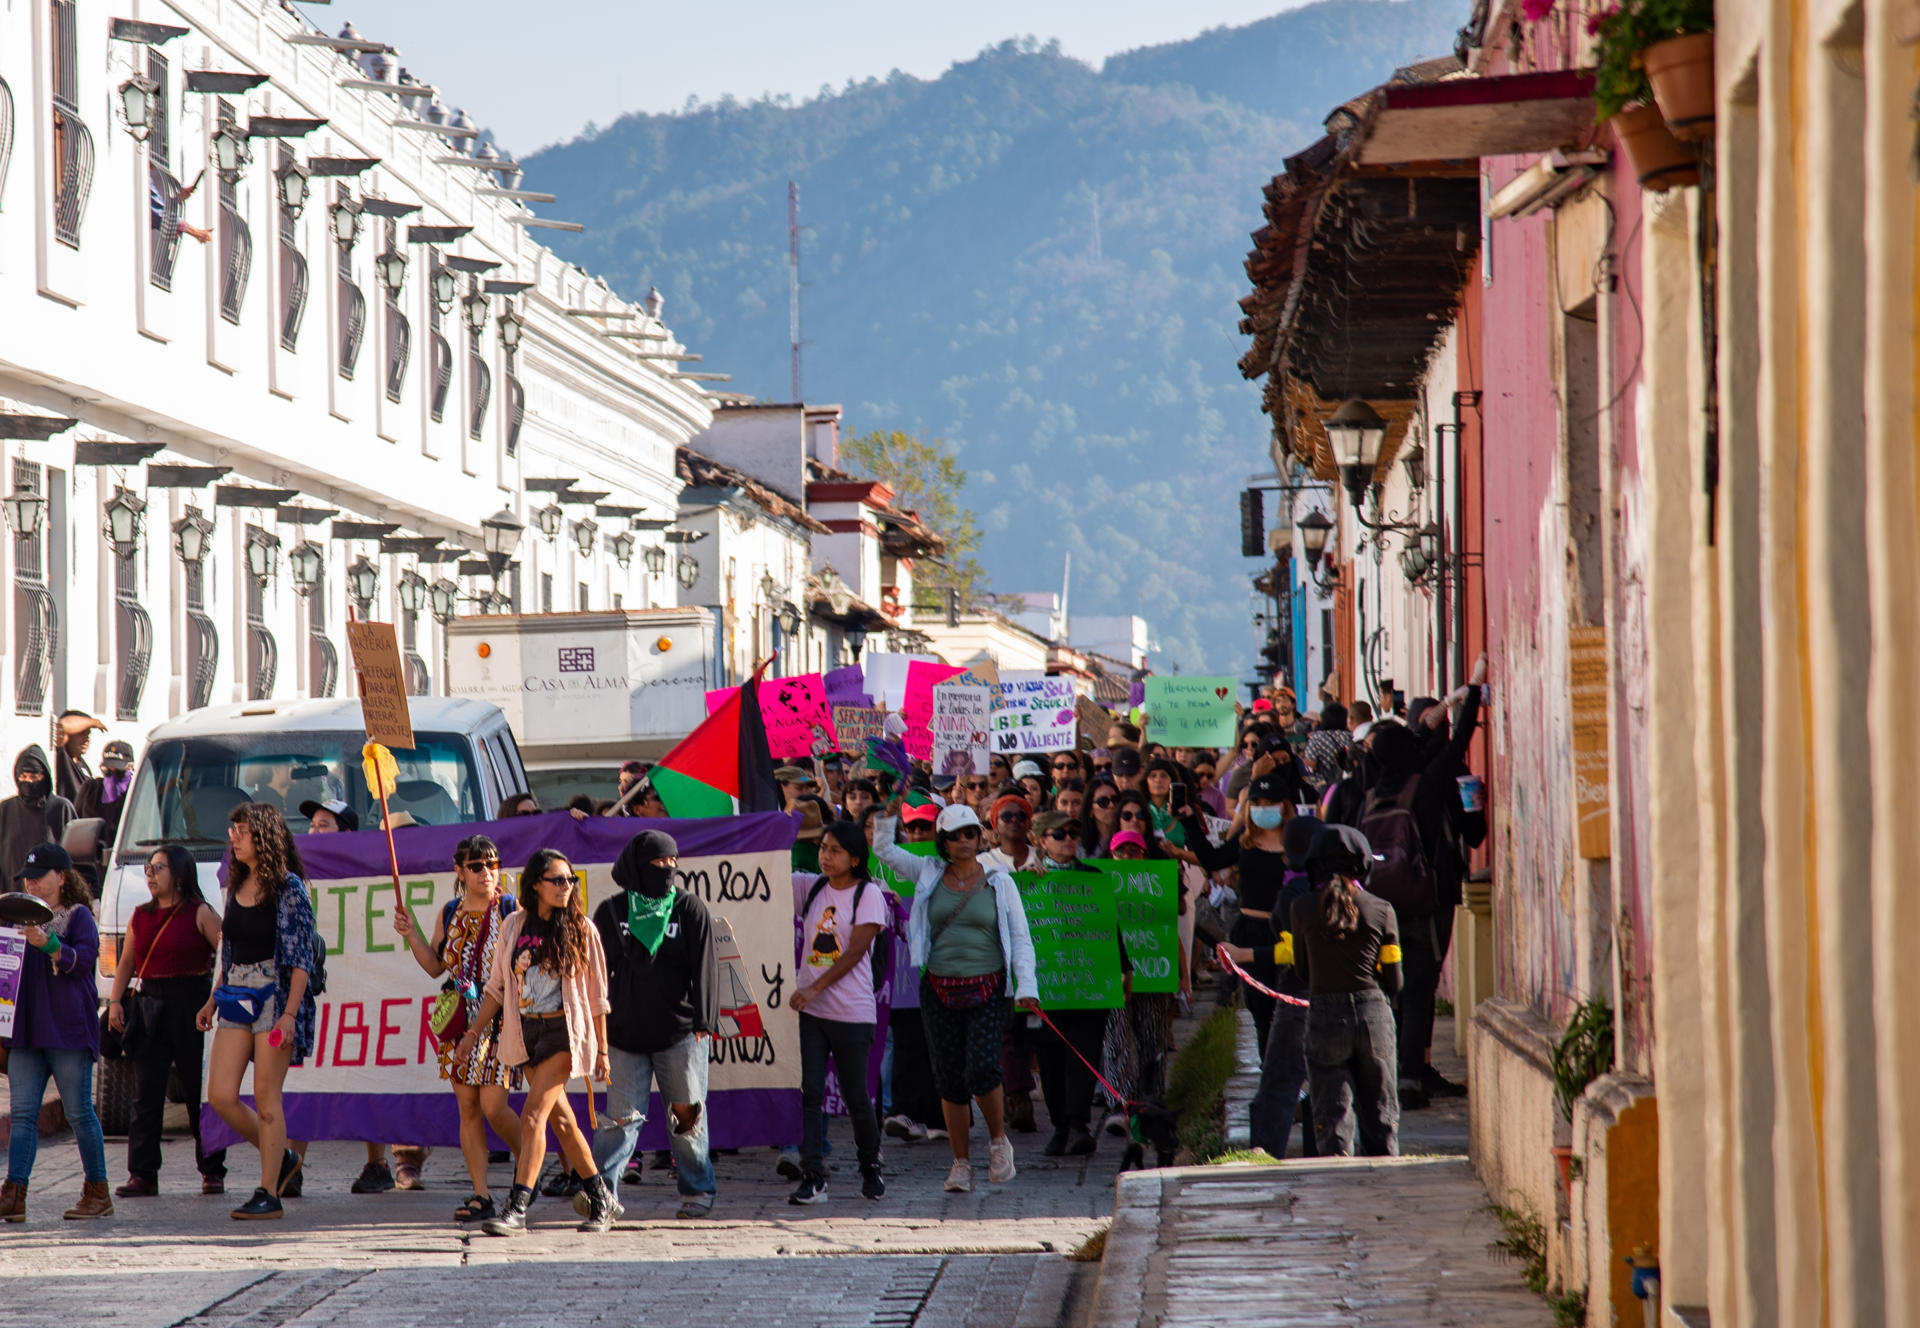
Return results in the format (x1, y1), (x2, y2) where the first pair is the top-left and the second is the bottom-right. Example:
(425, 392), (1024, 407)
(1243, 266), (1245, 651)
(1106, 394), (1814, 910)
(902, 660), (967, 760)
(706, 680), (836, 758)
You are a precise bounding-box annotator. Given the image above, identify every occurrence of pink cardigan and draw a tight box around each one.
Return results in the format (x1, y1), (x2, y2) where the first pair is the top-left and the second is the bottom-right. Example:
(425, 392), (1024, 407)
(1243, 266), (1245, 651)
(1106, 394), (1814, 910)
(484, 908), (611, 1078)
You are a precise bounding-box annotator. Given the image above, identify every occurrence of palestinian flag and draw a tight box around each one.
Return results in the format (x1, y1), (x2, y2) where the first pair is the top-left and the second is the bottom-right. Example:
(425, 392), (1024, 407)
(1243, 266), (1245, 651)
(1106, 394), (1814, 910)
(652, 664), (782, 818)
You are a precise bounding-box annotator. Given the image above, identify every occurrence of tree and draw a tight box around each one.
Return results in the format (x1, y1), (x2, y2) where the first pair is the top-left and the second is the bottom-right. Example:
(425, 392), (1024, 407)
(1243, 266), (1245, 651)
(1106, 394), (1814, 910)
(839, 429), (988, 605)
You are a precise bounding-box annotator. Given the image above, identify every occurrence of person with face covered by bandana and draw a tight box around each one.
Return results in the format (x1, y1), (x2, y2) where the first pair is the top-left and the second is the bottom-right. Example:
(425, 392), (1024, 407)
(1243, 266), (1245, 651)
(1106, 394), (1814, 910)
(584, 830), (719, 1223)
(0, 746), (76, 888)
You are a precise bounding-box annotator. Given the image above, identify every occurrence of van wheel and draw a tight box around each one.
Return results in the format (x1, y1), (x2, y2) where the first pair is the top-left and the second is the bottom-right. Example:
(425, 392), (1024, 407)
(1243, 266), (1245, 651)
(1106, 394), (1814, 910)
(95, 1057), (138, 1137)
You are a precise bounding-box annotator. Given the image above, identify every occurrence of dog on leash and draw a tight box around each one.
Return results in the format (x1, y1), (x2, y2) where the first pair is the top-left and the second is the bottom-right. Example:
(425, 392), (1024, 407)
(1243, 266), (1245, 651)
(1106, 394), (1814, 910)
(1117, 1102), (1181, 1173)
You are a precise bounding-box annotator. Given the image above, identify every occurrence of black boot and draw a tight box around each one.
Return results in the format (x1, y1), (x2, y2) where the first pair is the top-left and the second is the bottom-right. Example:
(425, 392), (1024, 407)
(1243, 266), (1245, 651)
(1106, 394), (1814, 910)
(481, 1183), (534, 1237)
(576, 1175), (616, 1233)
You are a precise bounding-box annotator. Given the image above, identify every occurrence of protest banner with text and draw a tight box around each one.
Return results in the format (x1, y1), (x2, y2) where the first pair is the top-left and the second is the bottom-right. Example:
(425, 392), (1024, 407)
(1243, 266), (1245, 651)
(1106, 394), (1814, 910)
(930, 679), (991, 775)
(1142, 675), (1239, 747)
(1083, 858), (1181, 994)
(1012, 870), (1123, 1009)
(989, 677), (1078, 754)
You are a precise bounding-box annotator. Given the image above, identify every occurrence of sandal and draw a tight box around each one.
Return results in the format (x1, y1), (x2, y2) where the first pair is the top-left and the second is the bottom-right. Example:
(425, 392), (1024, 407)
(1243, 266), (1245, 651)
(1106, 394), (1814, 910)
(454, 1193), (496, 1223)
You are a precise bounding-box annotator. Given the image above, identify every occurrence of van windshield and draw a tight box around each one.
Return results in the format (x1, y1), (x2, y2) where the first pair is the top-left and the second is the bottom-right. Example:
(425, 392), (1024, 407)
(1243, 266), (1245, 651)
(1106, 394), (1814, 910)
(117, 731), (483, 857)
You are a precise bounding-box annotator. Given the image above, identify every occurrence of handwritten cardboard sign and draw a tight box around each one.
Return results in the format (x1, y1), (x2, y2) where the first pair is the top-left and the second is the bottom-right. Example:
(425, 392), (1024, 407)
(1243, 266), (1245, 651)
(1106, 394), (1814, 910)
(1013, 870), (1124, 1009)
(902, 660), (967, 760)
(1142, 675), (1236, 747)
(823, 664), (871, 709)
(345, 620), (416, 750)
(833, 706), (890, 751)
(988, 677), (1078, 754)
(930, 680), (991, 776)
(1076, 695), (1111, 751)
(761, 673), (837, 758)
(1083, 858), (1181, 993)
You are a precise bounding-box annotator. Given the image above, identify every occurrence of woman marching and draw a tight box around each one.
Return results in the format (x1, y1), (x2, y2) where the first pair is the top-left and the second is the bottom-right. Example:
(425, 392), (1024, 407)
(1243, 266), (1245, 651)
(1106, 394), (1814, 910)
(109, 845), (226, 1198)
(458, 849), (611, 1236)
(200, 804), (325, 1220)
(1289, 825), (1402, 1157)
(2, 845), (113, 1221)
(393, 835), (524, 1223)
(872, 801), (1040, 1193)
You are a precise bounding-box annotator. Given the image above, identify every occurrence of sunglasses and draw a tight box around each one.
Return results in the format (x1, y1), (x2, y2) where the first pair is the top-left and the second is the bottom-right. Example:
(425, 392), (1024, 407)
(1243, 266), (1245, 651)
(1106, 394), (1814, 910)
(1051, 761), (1076, 771)
(999, 810), (1029, 822)
(538, 872), (574, 886)
(462, 858), (501, 871)
(1044, 828), (1077, 841)
(1092, 796), (1116, 808)
(1119, 810), (1147, 822)
(963, 781), (989, 791)
(945, 826), (981, 840)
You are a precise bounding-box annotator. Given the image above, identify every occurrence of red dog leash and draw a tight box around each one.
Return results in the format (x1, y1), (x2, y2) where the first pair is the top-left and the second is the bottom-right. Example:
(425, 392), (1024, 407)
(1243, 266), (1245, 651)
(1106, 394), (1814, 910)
(1214, 944), (1311, 1008)
(1032, 1007), (1135, 1110)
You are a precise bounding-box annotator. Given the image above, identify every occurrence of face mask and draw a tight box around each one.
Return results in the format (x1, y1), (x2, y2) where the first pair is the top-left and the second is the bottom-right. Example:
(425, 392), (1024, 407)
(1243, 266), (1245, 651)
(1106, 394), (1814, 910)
(1249, 805), (1286, 830)
(633, 860), (676, 898)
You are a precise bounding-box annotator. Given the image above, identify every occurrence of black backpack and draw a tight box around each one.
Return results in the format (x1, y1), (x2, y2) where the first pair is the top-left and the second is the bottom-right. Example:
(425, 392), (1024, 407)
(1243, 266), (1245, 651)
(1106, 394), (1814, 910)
(802, 877), (893, 988)
(1357, 778), (1438, 918)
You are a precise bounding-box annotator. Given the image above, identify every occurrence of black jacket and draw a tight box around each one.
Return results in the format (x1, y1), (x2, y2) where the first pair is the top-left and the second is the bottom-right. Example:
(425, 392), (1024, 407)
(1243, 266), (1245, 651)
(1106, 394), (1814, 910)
(0, 746), (74, 880)
(592, 890), (719, 1054)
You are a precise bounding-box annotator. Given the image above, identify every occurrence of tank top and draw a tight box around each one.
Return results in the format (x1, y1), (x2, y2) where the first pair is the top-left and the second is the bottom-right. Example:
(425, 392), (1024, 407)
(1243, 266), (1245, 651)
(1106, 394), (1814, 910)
(128, 901), (216, 979)
(225, 896), (276, 965)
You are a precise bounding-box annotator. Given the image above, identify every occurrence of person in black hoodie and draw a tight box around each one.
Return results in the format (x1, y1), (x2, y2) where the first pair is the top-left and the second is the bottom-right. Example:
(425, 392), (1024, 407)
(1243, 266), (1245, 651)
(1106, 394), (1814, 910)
(0, 746), (76, 882)
(583, 829), (719, 1222)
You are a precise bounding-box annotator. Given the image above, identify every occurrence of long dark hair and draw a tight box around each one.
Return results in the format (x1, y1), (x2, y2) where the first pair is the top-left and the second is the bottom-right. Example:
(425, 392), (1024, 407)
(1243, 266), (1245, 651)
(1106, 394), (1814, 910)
(1080, 776), (1120, 854)
(143, 844), (206, 912)
(227, 802), (298, 902)
(1112, 789), (1168, 859)
(1320, 877), (1361, 939)
(518, 848), (591, 978)
(820, 820), (873, 885)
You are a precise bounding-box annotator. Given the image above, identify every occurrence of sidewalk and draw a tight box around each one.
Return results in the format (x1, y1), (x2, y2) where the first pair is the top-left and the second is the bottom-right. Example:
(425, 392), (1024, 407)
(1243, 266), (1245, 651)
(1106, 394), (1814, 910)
(1087, 1008), (1550, 1327)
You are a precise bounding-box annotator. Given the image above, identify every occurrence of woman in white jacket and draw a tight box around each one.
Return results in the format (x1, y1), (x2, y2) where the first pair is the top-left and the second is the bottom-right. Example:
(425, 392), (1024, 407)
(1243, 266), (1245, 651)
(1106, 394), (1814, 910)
(872, 802), (1040, 1193)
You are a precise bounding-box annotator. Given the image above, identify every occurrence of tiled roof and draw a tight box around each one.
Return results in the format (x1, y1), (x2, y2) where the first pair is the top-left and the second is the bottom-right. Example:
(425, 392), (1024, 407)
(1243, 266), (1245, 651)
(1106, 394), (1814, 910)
(677, 446), (831, 535)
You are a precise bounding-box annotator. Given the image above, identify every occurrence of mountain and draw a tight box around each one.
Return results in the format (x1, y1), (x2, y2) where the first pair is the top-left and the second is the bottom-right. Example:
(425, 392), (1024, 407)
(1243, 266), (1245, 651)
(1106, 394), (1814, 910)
(521, 0), (1468, 671)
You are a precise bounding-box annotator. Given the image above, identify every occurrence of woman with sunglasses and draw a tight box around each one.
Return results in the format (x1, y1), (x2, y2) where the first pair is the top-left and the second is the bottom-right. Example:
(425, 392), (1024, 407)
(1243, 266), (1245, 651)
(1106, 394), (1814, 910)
(979, 792), (1040, 873)
(461, 849), (611, 1236)
(872, 800), (1039, 1193)
(1078, 777), (1122, 858)
(1049, 753), (1085, 787)
(393, 835), (524, 1223)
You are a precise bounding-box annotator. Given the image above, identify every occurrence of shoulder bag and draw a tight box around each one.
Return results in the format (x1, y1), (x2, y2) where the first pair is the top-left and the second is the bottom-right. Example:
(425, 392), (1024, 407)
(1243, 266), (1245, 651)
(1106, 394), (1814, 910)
(102, 904), (181, 1060)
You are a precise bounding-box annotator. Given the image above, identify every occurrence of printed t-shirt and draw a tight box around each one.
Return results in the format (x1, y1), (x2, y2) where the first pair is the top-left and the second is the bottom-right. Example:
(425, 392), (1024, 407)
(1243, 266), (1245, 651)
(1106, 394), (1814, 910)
(791, 873), (891, 1023)
(514, 913), (564, 1014)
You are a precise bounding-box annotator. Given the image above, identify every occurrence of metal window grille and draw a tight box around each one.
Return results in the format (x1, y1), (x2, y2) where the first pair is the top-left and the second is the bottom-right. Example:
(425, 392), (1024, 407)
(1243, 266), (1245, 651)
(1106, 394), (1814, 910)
(113, 554), (152, 721)
(184, 558), (218, 711)
(308, 569), (337, 698)
(337, 193), (365, 378)
(50, 1), (93, 248)
(244, 543), (277, 701)
(11, 461), (55, 716)
(278, 147), (307, 350)
(216, 102), (250, 322)
(428, 256), (452, 421)
(149, 60), (182, 292)
(505, 373), (525, 458)
(467, 348), (491, 440)
(0, 76), (15, 207)
(147, 51), (170, 160)
(385, 303), (410, 402)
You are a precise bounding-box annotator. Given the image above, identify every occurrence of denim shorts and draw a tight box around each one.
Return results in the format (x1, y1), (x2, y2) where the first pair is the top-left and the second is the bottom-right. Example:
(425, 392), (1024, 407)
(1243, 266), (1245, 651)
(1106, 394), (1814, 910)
(217, 959), (279, 1034)
(520, 1012), (570, 1068)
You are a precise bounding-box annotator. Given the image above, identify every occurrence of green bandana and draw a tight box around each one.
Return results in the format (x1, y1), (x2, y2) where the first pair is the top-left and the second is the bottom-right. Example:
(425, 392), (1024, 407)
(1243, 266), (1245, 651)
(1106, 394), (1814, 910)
(625, 890), (676, 955)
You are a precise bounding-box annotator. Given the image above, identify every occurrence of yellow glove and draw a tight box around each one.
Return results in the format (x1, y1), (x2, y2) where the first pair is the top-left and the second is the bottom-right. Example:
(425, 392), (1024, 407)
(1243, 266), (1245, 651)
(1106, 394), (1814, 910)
(363, 742), (398, 800)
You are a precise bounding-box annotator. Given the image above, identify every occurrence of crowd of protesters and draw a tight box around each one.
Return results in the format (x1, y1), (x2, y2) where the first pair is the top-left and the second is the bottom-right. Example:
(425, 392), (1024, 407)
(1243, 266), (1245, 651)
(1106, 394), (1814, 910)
(0, 663), (1487, 1227)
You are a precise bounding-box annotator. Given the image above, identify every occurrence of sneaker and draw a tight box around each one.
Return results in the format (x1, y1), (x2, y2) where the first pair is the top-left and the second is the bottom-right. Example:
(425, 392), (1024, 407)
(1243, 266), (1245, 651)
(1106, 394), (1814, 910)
(571, 1187), (626, 1221)
(393, 1163), (424, 1191)
(788, 1174), (829, 1205)
(943, 1160), (974, 1193)
(775, 1149), (803, 1181)
(927, 1127), (950, 1142)
(623, 1157), (645, 1186)
(675, 1196), (714, 1219)
(1420, 1065), (1469, 1099)
(987, 1136), (1017, 1183)
(1066, 1127), (1097, 1157)
(861, 1168), (886, 1201)
(275, 1148), (303, 1198)
(350, 1162), (395, 1194)
(1042, 1126), (1070, 1157)
(883, 1114), (915, 1141)
(231, 1187), (284, 1221)
(279, 1170), (302, 1199)
(540, 1165), (583, 1199)
(1103, 1111), (1130, 1138)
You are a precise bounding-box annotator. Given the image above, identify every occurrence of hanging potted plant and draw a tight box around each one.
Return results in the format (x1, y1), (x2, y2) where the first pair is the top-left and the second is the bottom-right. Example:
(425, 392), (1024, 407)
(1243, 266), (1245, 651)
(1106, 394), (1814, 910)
(1591, 4), (1700, 192)
(1638, 0), (1715, 140)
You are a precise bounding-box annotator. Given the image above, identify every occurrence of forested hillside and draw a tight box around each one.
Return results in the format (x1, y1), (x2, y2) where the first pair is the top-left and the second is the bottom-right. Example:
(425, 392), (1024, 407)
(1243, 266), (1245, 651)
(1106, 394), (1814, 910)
(523, 0), (1466, 669)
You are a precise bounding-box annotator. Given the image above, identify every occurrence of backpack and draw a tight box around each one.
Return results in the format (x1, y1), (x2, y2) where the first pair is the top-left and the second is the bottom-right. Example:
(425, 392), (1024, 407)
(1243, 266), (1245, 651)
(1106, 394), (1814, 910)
(802, 876), (894, 989)
(1357, 777), (1437, 918)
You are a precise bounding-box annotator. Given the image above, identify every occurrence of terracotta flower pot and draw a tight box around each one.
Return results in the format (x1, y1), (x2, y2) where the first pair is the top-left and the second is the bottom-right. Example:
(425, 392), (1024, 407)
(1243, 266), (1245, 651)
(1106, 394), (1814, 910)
(1551, 1144), (1576, 1203)
(1610, 102), (1700, 192)
(1642, 33), (1716, 141)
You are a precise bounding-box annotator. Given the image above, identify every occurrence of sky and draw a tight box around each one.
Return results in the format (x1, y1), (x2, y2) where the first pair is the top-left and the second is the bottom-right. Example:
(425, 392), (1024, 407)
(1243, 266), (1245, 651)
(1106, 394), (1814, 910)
(336, 1), (1306, 153)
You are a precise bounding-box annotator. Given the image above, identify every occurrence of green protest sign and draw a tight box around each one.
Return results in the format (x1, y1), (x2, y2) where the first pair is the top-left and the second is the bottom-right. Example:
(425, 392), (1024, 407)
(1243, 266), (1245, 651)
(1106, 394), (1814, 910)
(1012, 870), (1123, 1009)
(1142, 675), (1238, 747)
(1083, 858), (1181, 993)
(871, 842), (937, 898)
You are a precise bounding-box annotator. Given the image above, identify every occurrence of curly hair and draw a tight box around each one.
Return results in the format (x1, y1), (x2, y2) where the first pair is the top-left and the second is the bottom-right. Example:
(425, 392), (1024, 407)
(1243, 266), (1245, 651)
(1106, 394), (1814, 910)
(227, 801), (298, 901)
(54, 868), (91, 910)
(517, 848), (591, 979)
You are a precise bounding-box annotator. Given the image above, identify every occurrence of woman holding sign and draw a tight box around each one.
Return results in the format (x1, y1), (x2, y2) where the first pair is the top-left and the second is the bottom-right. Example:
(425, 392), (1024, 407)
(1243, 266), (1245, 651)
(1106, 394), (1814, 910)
(873, 802), (1039, 1194)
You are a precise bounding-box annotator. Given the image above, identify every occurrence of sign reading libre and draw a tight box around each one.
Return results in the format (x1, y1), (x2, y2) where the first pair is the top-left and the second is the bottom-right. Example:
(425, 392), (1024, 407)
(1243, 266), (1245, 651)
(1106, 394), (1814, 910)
(1013, 870), (1123, 1008)
(345, 620), (415, 750)
(989, 678), (1078, 754)
(1142, 675), (1238, 747)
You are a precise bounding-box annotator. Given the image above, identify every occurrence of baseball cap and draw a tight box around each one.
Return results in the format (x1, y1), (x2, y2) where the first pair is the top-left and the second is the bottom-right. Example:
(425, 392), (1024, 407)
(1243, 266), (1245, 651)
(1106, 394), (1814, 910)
(935, 804), (982, 835)
(1108, 829), (1148, 854)
(1111, 747), (1143, 777)
(901, 798), (941, 824)
(1032, 809), (1080, 838)
(99, 740), (135, 772)
(1012, 760), (1044, 781)
(300, 798), (360, 832)
(774, 765), (816, 786)
(1305, 825), (1373, 885)
(18, 843), (72, 879)
(1248, 773), (1292, 803)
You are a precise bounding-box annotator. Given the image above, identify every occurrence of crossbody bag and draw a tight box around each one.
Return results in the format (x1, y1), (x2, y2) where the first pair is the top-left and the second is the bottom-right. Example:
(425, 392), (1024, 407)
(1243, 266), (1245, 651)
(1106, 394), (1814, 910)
(926, 873), (1005, 1011)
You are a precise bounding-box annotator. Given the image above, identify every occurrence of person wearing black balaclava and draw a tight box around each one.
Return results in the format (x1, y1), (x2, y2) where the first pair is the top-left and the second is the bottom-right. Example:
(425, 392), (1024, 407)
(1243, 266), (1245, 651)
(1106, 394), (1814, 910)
(583, 829), (719, 1224)
(0, 746), (76, 885)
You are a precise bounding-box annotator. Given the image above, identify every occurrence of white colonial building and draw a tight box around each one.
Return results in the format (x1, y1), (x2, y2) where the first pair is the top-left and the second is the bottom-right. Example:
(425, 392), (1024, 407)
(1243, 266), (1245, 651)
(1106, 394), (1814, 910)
(0, 0), (724, 760)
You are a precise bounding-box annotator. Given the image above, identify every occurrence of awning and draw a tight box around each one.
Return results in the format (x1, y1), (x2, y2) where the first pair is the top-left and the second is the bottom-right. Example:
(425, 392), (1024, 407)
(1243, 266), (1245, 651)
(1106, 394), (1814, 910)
(1357, 70), (1598, 166)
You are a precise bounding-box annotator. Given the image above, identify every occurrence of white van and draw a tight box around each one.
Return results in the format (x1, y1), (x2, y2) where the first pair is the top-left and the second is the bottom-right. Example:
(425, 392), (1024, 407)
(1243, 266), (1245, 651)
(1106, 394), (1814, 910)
(94, 696), (527, 944)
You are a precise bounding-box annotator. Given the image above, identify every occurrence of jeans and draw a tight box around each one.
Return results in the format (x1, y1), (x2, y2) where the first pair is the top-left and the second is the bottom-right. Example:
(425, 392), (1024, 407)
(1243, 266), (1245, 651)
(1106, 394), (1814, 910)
(799, 1014), (880, 1180)
(1394, 911), (1445, 1079)
(1033, 1008), (1105, 1132)
(1305, 989), (1399, 1158)
(128, 975), (226, 1181)
(590, 1037), (715, 1206)
(8, 1047), (108, 1184)
(1247, 1000), (1316, 1158)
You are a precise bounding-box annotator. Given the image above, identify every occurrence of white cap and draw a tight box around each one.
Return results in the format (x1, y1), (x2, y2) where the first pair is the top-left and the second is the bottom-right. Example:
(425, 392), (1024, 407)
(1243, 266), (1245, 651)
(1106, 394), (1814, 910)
(935, 804), (982, 835)
(1012, 760), (1044, 780)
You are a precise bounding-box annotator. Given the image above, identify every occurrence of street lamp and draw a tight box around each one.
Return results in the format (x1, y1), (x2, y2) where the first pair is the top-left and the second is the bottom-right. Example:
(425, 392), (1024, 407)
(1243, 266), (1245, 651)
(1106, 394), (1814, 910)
(1297, 509), (1333, 569)
(429, 577), (460, 622)
(2, 488), (46, 539)
(610, 530), (634, 570)
(1323, 398), (1389, 508)
(462, 288), (490, 339)
(102, 486), (146, 559)
(330, 194), (363, 249)
(288, 539), (325, 595)
(346, 554), (380, 611)
(571, 517), (598, 560)
(644, 543), (667, 575)
(171, 506), (214, 565)
(533, 501), (565, 542)
(497, 305), (523, 355)
(276, 155), (311, 219)
(676, 554), (699, 589)
(117, 72), (161, 142)
(212, 120), (253, 179)
(779, 601), (803, 636)
(481, 505), (524, 579)
(759, 571), (777, 602)
(244, 528), (280, 585)
(431, 265), (458, 314)
(375, 245), (408, 297)
(1401, 442), (1428, 492)
(397, 568), (428, 614)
